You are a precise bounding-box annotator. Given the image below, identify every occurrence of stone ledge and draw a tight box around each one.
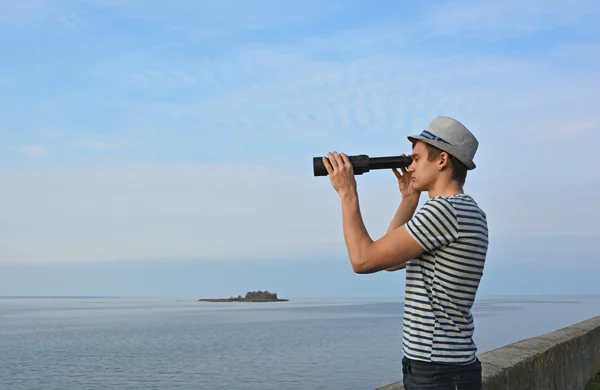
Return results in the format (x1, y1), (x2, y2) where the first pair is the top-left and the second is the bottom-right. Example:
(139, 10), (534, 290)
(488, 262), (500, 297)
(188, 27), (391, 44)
(375, 316), (600, 390)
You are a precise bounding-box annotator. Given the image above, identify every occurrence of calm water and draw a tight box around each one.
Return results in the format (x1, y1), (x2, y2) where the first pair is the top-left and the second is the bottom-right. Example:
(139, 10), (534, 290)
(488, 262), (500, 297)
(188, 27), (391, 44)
(1, 295), (599, 389)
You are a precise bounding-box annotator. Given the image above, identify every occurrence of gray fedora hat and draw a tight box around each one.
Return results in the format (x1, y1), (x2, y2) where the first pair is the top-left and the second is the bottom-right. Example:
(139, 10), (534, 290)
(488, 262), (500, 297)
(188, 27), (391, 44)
(407, 116), (478, 170)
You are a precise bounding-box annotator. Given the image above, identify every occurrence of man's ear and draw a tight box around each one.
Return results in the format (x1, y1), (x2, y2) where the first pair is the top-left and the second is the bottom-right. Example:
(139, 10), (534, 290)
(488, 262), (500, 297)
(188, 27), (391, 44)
(438, 152), (450, 170)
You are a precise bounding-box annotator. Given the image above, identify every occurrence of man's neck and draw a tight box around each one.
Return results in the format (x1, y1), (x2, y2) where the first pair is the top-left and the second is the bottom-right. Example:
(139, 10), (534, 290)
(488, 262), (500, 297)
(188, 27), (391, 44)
(427, 179), (464, 199)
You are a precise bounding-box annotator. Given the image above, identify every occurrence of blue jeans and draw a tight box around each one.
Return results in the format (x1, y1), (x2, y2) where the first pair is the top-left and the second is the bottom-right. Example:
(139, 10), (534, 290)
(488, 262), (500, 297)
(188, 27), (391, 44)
(402, 356), (482, 389)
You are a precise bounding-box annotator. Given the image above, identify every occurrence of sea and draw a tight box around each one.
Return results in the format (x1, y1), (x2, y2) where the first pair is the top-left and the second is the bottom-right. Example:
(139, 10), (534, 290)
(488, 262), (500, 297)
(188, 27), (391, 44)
(1, 295), (599, 390)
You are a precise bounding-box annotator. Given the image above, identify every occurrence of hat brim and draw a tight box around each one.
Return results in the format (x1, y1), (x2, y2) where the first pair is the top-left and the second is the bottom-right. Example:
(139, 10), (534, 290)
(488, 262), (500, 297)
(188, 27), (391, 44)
(407, 135), (476, 170)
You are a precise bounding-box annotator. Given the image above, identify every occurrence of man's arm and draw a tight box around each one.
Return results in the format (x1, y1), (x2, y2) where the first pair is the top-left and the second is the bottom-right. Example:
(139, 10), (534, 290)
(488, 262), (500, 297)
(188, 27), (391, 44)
(384, 197), (420, 271)
(385, 263), (406, 272)
(339, 190), (424, 274)
(387, 198), (419, 234)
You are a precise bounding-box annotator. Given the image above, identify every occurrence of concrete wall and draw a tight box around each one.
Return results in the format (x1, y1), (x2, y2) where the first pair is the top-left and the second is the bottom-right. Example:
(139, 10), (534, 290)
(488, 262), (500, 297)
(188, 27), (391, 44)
(376, 315), (600, 390)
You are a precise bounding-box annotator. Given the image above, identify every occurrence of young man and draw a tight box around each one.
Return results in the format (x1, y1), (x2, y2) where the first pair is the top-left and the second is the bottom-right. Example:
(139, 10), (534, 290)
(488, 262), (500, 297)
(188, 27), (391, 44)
(322, 116), (488, 389)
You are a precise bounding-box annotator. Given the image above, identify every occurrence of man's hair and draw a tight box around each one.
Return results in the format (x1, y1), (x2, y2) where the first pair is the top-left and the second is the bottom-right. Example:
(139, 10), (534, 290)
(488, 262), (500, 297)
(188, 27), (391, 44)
(413, 140), (468, 186)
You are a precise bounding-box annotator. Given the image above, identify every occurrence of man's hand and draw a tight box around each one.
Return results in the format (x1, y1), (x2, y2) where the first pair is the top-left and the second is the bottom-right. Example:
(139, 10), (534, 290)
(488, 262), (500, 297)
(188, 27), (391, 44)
(392, 154), (420, 201)
(387, 154), (420, 235)
(323, 152), (357, 198)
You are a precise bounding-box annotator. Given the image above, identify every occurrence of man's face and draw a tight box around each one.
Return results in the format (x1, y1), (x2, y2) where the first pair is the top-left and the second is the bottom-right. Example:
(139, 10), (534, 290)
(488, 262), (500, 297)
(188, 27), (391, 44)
(408, 141), (439, 192)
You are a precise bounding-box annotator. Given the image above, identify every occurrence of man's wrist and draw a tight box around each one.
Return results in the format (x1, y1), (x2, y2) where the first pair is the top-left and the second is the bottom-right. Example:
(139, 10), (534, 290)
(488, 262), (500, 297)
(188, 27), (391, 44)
(401, 195), (420, 206)
(339, 188), (358, 202)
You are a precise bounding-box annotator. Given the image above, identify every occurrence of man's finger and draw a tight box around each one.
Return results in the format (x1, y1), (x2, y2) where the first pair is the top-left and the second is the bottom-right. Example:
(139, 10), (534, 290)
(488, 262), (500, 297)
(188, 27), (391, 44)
(322, 156), (333, 175)
(340, 153), (352, 169)
(333, 152), (344, 168)
(328, 152), (339, 170)
(392, 168), (401, 180)
(341, 153), (354, 174)
(340, 153), (350, 165)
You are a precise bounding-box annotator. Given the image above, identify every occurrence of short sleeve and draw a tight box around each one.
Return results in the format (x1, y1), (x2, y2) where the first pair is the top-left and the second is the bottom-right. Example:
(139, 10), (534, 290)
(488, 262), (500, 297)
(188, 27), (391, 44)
(405, 198), (459, 252)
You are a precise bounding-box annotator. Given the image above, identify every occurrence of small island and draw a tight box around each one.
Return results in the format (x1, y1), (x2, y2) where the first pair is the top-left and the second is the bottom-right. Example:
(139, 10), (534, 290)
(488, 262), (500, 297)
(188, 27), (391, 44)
(199, 290), (288, 303)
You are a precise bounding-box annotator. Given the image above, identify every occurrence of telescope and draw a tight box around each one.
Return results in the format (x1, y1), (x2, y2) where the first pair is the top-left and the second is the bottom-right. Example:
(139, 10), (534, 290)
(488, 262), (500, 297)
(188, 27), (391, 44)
(313, 154), (413, 176)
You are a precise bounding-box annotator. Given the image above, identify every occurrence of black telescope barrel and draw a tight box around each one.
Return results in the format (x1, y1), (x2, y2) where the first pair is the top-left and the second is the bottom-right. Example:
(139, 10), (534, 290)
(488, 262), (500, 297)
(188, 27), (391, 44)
(367, 156), (413, 170)
(313, 154), (412, 176)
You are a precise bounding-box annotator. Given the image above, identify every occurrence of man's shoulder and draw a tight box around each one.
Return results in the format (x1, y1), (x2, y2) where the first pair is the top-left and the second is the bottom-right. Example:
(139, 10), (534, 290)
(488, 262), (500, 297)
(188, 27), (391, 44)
(434, 194), (486, 215)
(443, 194), (489, 236)
(430, 193), (477, 203)
(419, 194), (488, 234)
(415, 196), (458, 225)
(417, 195), (460, 219)
(421, 195), (457, 210)
(406, 196), (461, 252)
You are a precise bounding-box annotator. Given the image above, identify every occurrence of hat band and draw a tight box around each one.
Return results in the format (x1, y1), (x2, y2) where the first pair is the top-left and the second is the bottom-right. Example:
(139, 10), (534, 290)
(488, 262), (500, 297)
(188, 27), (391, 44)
(421, 130), (451, 145)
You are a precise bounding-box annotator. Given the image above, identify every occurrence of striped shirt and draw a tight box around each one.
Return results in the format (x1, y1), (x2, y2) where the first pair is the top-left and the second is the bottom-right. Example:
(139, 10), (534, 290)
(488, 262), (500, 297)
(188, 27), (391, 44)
(403, 194), (488, 365)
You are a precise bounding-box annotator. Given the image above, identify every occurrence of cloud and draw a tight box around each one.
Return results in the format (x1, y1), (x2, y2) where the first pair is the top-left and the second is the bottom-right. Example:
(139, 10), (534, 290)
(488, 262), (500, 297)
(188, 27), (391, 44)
(552, 122), (597, 135)
(123, 70), (196, 89)
(0, 0), (346, 42)
(0, 1), (87, 29)
(8, 145), (46, 157)
(0, 1), (56, 23)
(86, 32), (599, 155)
(1, 156), (599, 263)
(0, 163), (349, 263)
(75, 140), (128, 151)
(417, 0), (600, 39)
(2, 0), (599, 265)
(98, 0), (347, 36)
(38, 130), (62, 139)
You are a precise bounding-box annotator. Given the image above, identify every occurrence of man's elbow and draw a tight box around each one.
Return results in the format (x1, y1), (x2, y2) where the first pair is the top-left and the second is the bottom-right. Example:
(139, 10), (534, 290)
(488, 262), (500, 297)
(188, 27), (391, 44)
(385, 263), (407, 272)
(351, 254), (377, 274)
(353, 265), (374, 274)
(352, 255), (407, 274)
(352, 263), (370, 274)
(350, 255), (366, 274)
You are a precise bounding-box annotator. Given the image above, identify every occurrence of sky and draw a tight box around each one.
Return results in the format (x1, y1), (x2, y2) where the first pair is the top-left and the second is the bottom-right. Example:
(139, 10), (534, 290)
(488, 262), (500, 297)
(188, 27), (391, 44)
(1, 0), (599, 297)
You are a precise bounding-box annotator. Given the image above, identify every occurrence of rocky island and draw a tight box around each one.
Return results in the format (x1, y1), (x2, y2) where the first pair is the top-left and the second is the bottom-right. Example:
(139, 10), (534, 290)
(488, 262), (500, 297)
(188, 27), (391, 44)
(199, 290), (288, 303)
